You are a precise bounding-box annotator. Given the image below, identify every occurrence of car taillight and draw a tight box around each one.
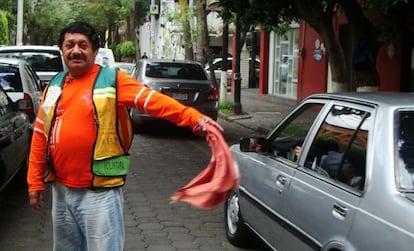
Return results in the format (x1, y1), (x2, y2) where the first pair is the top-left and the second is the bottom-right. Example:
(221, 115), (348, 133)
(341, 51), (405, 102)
(17, 93), (34, 116)
(207, 87), (218, 101)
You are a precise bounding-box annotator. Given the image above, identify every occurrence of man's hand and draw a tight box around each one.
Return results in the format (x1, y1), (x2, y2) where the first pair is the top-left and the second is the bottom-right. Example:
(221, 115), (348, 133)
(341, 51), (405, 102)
(29, 190), (45, 211)
(194, 116), (223, 136)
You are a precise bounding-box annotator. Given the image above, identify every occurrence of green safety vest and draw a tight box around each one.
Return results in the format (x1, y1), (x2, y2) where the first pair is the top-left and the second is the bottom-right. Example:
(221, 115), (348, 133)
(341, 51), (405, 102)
(42, 66), (133, 188)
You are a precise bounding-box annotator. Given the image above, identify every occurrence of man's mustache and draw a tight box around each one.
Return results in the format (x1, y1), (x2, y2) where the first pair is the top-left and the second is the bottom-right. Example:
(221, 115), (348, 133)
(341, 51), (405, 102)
(68, 54), (86, 60)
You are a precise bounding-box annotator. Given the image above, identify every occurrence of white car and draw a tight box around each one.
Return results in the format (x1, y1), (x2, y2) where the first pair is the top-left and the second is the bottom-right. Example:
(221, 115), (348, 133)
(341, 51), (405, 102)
(205, 57), (260, 88)
(0, 58), (43, 123)
(95, 48), (115, 67)
(0, 45), (65, 85)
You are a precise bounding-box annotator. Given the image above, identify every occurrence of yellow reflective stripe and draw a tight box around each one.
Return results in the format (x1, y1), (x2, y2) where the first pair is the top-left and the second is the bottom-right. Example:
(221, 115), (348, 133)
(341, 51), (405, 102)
(93, 87), (116, 98)
(143, 90), (155, 114)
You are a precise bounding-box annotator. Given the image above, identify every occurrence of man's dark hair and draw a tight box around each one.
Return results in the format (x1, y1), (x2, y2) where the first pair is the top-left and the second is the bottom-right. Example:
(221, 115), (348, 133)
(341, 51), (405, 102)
(58, 21), (100, 50)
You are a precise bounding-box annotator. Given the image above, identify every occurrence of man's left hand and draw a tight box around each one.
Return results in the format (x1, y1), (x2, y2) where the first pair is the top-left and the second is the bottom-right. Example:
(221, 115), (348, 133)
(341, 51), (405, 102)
(194, 116), (223, 136)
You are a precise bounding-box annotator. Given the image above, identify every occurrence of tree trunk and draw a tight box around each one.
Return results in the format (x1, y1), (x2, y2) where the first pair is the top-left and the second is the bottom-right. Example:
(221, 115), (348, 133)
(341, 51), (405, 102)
(341, 0), (381, 91)
(129, 0), (141, 62)
(194, 0), (208, 65)
(219, 21), (229, 103)
(179, 0), (193, 60)
(294, 0), (382, 92)
(294, 0), (348, 92)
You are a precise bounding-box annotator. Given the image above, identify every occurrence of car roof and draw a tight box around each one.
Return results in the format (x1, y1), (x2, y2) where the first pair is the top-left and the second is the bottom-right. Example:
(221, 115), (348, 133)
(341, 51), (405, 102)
(309, 92), (414, 108)
(140, 58), (204, 65)
(0, 57), (26, 66)
(0, 45), (61, 52)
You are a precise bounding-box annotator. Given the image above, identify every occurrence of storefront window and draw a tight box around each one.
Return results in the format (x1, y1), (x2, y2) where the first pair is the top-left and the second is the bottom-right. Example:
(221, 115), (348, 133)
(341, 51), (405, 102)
(270, 28), (299, 99)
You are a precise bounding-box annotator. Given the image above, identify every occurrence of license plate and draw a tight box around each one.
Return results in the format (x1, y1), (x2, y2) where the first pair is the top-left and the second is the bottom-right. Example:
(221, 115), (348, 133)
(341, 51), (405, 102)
(171, 92), (188, 100)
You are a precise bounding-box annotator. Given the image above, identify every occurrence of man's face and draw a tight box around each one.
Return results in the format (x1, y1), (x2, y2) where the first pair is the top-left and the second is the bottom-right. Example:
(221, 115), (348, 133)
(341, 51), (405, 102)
(61, 32), (98, 77)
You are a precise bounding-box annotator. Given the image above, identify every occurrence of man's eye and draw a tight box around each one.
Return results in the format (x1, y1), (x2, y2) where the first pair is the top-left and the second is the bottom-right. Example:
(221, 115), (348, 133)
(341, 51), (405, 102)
(64, 44), (74, 49)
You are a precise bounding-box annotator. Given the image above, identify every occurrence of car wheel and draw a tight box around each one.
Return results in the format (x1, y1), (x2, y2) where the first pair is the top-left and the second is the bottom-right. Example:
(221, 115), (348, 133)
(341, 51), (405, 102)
(224, 190), (254, 247)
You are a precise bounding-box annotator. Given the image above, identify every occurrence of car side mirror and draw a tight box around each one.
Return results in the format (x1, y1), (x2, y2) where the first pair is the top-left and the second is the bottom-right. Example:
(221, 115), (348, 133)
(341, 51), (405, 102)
(240, 137), (265, 152)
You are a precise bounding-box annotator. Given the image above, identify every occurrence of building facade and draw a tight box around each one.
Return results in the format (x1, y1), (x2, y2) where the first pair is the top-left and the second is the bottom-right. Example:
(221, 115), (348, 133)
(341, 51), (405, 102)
(259, 12), (414, 102)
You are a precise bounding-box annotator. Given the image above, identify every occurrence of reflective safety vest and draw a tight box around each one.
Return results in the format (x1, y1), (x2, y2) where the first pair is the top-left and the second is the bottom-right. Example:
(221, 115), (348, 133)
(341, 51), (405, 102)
(42, 67), (133, 188)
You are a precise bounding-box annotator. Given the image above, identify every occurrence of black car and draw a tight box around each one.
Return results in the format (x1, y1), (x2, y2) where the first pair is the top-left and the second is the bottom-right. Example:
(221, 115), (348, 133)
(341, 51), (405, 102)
(0, 85), (32, 192)
(130, 59), (218, 132)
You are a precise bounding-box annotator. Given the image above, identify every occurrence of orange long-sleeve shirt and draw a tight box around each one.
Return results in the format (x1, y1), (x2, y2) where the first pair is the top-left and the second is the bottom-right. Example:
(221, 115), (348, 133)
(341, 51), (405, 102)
(28, 64), (203, 192)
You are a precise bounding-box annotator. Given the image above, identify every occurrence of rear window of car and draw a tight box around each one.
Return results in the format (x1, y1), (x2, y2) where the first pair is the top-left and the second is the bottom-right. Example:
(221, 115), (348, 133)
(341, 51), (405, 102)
(0, 65), (23, 92)
(145, 62), (207, 80)
(397, 110), (414, 190)
(0, 50), (63, 72)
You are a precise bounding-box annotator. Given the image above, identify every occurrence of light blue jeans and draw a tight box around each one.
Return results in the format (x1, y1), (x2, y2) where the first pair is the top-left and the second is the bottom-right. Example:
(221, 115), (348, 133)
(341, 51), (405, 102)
(52, 182), (124, 251)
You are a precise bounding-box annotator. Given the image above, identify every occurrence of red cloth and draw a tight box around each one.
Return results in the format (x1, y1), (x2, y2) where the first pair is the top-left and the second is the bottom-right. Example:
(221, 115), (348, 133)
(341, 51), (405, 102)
(170, 123), (239, 209)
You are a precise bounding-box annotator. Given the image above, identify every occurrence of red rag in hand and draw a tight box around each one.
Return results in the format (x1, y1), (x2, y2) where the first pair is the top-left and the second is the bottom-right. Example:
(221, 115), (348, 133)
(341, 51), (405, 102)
(170, 123), (239, 209)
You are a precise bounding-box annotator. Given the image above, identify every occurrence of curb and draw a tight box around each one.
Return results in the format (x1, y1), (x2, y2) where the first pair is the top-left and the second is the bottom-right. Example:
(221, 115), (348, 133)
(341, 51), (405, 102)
(218, 111), (270, 135)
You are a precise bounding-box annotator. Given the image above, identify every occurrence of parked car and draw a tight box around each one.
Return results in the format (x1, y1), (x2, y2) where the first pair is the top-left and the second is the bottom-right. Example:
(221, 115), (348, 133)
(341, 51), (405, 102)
(0, 45), (65, 85)
(113, 62), (136, 76)
(95, 48), (115, 67)
(0, 58), (43, 123)
(205, 57), (260, 89)
(131, 59), (218, 131)
(0, 85), (32, 192)
(225, 92), (414, 251)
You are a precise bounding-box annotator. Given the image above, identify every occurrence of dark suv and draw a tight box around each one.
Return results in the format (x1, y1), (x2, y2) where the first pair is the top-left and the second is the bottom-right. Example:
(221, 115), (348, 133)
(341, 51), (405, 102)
(0, 86), (32, 192)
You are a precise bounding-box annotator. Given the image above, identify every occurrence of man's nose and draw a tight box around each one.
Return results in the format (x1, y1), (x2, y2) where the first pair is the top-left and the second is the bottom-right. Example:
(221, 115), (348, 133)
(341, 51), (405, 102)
(71, 45), (82, 53)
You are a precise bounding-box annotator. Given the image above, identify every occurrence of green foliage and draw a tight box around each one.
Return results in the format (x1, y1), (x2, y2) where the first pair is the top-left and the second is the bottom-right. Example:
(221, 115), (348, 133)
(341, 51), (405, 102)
(365, 0), (414, 41)
(218, 100), (234, 115)
(134, 0), (150, 26)
(116, 41), (136, 59)
(218, 0), (413, 37)
(218, 0), (298, 33)
(0, 10), (9, 45)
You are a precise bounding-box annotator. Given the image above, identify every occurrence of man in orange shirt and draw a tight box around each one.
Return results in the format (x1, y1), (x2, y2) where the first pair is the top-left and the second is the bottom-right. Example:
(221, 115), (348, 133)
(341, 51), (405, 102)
(27, 21), (222, 251)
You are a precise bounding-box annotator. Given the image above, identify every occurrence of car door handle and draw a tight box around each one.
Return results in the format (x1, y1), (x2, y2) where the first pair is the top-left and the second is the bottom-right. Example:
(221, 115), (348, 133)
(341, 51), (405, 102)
(276, 175), (287, 186)
(333, 203), (348, 220)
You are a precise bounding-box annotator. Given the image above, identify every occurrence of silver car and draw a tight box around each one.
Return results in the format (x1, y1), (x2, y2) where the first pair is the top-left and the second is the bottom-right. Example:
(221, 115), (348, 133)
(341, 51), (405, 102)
(131, 59), (218, 131)
(226, 92), (414, 251)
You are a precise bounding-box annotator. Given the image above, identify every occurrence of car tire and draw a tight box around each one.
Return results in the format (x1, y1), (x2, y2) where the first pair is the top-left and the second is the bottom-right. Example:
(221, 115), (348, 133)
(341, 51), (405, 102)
(224, 190), (254, 247)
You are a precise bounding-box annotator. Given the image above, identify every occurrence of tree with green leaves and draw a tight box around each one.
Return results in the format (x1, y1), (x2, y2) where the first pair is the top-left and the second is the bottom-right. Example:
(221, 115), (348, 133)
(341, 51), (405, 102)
(0, 10), (9, 45)
(219, 0), (414, 92)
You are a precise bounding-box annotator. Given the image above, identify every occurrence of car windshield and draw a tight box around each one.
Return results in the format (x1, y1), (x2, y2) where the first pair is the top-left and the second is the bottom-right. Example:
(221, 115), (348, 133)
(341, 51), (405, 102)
(0, 65), (22, 92)
(145, 62), (207, 80)
(397, 110), (414, 191)
(0, 50), (63, 72)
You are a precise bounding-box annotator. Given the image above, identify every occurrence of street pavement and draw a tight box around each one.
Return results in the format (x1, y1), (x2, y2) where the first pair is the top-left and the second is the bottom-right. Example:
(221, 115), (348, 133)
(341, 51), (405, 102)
(0, 88), (295, 251)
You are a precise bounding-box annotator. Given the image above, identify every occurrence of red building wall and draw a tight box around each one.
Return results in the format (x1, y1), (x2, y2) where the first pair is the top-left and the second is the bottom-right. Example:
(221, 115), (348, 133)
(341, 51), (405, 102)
(297, 15), (403, 99)
(297, 21), (328, 100)
(376, 39), (402, 92)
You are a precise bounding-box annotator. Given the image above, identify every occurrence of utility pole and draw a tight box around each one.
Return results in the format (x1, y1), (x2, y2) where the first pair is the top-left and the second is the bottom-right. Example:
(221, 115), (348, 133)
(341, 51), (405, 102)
(233, 14), (242, 114)
(219, 8), (229, 104)
(150, 0), (158, 59)
(16, 0), (23, 45)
